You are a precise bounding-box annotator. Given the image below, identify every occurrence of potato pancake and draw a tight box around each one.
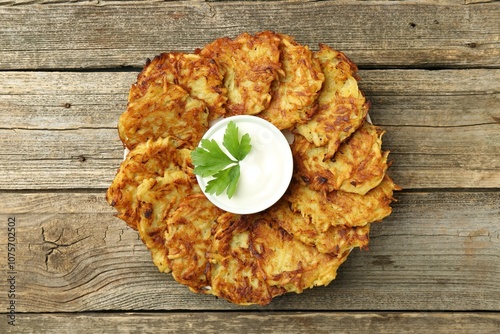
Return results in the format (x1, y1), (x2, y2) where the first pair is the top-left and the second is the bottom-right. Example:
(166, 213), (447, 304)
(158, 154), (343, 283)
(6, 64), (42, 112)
(248, 215), (350, 295)
(199, 31), (281, 116)
(118, 81), (209, 149)
(136, 171), (201, 272)
(286, 175), (399, 231)
(293, 122), (389, 194)
(105, 136), (193, 230)
(133, 52), (227, 121)
(295, 44), (369, 158)
(207, 213), (352, 304)
(165, 194), (223, 292)
(269, 200), (371, 255)
(259, 34), (324, 130)
(208, 213), (281, 305)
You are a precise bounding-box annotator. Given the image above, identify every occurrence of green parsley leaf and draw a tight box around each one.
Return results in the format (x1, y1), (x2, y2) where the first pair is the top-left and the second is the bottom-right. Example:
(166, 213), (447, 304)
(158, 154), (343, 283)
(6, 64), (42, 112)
(223, 121), (252, 161)
(205, 164), (240, 199)
(225, 164), (241, 199)
(191, 138), (237, 177)
(191, 121), (252, 199)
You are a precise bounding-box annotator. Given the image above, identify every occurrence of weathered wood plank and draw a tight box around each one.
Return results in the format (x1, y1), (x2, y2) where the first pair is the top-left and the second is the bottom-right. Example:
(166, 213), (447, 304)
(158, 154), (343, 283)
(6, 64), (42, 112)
(2, 312), (500, 334)
(2, 70), (498, 129)
(0, 70), (498, 190)
(0, 191), (498, 312)
(0, 1), (498, 69)
(0, 71), (135, 130)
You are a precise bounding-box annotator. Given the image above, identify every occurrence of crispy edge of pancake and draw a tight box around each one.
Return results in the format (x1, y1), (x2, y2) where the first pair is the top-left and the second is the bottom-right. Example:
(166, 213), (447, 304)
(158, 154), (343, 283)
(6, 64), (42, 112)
(136, 171), (201, 273)
(118, 80), (209, 150)
(165, 194), (223, 293)
(295, 44), (369, 158)
(105, 136), (194, 230)
(258, 34), (324, 130)
(292, 121), (388, 194)
(286, 175), (399, 231)
(199, 31), (282, 116)
(268, 199), (371, 255)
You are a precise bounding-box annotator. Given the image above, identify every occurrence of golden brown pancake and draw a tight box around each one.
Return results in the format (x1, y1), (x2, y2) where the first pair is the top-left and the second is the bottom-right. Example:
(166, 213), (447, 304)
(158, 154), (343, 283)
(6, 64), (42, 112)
(199, 31), (281, 116)
(295, 44), (369, 158)
(285, 175), (400, 230)
(208, 213), (281, 305)
(133, 52), (227, 121)
(207, 213), (352, 304)
(293, 122), (389, 194)
(136, 171), (201, 272)
(259, 34), (324, 130)
(269, 199), (371, 255)
(165, 194), (223, 292)
(118, 80), (209, 149)
(105, 136), (193, 230)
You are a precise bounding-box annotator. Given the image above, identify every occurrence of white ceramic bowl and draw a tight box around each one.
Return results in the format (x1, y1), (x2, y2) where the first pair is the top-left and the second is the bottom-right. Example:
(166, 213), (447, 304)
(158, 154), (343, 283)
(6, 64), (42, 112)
(195, 115), (294, 214)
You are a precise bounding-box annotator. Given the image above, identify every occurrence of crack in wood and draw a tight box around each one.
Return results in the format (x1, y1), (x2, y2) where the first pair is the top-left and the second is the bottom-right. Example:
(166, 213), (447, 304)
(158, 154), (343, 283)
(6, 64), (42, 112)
(42, 226), (91, 272)
(102, 225), (109, 242)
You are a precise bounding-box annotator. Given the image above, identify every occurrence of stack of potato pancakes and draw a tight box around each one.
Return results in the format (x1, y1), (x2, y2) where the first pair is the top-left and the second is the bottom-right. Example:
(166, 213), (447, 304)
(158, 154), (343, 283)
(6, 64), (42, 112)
(107, 31), (400, 306)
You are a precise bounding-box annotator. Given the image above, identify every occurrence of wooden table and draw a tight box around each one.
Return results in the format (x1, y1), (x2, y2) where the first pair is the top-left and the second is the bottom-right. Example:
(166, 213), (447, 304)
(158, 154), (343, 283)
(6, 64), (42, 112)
(1, 1), (499, 333)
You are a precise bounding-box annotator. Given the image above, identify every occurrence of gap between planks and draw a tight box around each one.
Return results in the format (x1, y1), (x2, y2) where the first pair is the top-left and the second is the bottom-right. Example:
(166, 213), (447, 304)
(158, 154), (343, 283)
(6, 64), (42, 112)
(0, 311), (499, 334)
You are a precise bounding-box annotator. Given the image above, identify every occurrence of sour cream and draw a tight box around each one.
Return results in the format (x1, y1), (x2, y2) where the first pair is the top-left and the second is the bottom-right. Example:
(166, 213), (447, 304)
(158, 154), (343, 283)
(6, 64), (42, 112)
(196, 115), (294, 214)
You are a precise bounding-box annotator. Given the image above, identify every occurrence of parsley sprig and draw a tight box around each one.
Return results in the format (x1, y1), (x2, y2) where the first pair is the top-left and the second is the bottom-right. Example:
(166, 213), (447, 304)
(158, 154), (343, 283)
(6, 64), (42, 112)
(191, 121), (252, 199)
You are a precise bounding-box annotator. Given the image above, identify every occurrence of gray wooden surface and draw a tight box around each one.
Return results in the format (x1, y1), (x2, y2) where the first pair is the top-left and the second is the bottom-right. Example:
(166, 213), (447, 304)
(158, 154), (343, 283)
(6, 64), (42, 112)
(0, 0), (499, 333)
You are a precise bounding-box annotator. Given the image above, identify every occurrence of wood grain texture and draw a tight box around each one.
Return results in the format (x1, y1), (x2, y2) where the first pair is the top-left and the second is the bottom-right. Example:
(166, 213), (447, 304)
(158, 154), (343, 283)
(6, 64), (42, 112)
(0, 191), (498, 312)
(0, 69), (498, 190)
(1, 312), (500, 334)
(0, 1), (499, 70)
